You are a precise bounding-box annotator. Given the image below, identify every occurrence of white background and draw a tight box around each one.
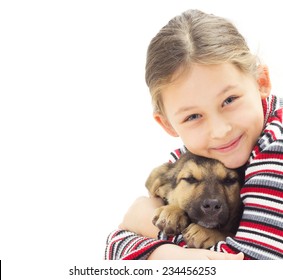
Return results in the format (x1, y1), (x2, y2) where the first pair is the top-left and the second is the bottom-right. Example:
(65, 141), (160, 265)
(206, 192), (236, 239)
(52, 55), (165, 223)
(1, 0), (283, 279)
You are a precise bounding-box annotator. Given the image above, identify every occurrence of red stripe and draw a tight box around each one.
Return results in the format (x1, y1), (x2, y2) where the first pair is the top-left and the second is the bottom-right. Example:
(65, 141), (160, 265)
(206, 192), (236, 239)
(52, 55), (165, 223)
(122, 241), (165, 260)
(219, 243), (251, 259)
(256, 152), (283, 160)
(240, 221), (283, 237)
(174, 148), (181, 159)
(236, 236), (283, 254)
(121, 236), (142, 256)
(241, 187), (283, 198)
(108, 234), (126, 260)
(245, 202), (283, 214)
(264, 129), (276, 140)
(132, 238), (147, 250)
(253, 145), (260, 156)
(245, 169), (283, 181)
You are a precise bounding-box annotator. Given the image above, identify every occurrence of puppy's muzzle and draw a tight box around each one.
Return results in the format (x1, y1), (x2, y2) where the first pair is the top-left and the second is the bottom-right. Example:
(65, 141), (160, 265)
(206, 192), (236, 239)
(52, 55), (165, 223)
(188, 197), (228, 229)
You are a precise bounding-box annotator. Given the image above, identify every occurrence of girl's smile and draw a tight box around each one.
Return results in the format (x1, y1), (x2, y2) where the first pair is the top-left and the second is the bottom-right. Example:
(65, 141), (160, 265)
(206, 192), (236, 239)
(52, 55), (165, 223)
(211, 135), (243, 153)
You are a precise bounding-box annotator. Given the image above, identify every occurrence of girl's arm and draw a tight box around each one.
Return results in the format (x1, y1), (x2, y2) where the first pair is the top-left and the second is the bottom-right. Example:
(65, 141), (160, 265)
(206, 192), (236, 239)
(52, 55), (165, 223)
(118, 196), (162, 238)
(105, 196), (243, 260)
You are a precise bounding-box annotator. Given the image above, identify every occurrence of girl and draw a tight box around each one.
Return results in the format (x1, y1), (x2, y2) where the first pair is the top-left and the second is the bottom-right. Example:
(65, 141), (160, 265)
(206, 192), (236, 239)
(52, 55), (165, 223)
(105, 9), (283, 260)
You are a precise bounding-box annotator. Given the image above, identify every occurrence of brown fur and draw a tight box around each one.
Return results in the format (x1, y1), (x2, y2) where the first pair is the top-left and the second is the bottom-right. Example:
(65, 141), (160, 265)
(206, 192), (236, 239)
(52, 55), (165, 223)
(145, 152), (244, 248)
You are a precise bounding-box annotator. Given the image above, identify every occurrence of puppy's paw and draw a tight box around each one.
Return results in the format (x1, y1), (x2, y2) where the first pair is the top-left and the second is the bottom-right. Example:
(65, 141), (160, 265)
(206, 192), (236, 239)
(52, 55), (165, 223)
(182, 223), (228, 249)
(152, 205), (189, 235)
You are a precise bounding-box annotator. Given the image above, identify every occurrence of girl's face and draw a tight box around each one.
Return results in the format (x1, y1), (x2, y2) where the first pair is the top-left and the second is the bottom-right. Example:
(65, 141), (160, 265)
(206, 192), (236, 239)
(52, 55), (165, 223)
(155, 63), (271, 168)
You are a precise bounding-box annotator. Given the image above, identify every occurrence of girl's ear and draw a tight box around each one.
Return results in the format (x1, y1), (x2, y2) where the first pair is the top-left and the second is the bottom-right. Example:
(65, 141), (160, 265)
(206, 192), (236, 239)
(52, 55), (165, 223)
(153, 113), (179, 137)
(257, 65), (271, 99)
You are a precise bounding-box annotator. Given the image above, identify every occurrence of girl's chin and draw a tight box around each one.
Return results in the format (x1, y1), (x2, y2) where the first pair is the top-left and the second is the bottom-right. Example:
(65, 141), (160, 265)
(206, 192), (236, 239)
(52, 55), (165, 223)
(220, 156), (248, 169)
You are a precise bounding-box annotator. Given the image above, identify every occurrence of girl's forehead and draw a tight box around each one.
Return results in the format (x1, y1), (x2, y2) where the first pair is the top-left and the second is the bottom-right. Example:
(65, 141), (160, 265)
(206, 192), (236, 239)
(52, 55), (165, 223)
(164, 63), (245, 95)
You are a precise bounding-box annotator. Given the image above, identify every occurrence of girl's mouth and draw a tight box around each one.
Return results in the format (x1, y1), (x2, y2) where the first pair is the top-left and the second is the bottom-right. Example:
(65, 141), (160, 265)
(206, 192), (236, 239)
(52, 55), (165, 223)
(212, 135), (242, 153)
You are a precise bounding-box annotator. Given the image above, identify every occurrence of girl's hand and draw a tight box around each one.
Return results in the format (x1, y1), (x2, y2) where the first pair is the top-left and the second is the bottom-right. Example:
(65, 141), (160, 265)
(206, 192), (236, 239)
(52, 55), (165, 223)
(147, 244), (244, 260)
(119, 196), (163, 238)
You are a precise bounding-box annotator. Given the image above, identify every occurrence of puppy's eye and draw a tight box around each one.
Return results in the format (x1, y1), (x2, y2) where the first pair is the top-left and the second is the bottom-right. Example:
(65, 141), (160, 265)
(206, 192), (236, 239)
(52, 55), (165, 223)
(222, 177), (238, 186)
(183, 176), (199, 184)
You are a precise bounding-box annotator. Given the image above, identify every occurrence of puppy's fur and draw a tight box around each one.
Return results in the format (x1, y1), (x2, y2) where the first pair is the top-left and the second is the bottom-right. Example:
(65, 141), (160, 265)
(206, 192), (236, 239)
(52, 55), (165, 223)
(146, 152), (244, 248)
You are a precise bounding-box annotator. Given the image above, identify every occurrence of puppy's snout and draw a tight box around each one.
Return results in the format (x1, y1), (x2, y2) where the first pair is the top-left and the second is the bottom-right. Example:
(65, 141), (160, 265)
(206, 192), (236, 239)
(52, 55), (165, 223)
(201, 199), (222, 215)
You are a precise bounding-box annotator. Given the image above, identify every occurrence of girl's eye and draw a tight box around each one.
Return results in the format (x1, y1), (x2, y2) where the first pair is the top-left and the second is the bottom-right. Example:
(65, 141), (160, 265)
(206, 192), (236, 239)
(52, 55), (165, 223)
(222, 96), (237, 107)
(184, 113), (202, 122)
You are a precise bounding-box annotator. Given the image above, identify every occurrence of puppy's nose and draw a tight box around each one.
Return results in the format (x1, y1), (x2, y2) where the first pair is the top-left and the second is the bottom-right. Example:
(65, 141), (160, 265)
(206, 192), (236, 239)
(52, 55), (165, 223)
(201, 199), (222, 214)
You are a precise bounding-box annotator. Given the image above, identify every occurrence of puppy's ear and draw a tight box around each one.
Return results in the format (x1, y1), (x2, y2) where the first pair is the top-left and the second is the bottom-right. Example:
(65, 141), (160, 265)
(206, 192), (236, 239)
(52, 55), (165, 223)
(145, 163), (171, 197)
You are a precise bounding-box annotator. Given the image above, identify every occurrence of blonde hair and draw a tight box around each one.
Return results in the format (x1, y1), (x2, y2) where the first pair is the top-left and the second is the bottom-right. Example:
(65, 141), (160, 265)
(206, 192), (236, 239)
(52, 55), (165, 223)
(145, 9), (259, 114)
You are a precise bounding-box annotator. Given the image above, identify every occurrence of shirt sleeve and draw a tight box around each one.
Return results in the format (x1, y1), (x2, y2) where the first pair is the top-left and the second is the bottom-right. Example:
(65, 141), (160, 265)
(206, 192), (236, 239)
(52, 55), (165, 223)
(104, 229), (174, 260)
(211, 139), (283, 259)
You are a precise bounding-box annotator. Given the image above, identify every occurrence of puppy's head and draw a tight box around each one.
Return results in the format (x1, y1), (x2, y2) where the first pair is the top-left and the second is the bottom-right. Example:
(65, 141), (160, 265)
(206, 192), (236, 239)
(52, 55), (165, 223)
(146, 152), (244, 231)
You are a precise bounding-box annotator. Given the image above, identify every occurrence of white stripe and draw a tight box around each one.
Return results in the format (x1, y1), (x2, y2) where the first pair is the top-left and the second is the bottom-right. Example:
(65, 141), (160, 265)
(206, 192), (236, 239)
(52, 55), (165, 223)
(228, 237), (282, 259)
(236, 230), (283, 253)
(243, 210), (283, 224)
(241, 194), (283, 205)
(247, 161), (283, 174)
(266, 123), (283, 136)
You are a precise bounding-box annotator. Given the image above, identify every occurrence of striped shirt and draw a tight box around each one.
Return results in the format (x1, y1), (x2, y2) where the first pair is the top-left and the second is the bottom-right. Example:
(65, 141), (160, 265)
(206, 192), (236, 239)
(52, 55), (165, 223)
(105, 95), (283, 260)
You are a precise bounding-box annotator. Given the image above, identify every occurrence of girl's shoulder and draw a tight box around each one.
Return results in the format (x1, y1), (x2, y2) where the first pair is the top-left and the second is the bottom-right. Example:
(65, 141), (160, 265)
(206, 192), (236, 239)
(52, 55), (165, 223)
(250, 95), (283, 161)
(263, 94), (283, 124)
(263, 95), (283, 138)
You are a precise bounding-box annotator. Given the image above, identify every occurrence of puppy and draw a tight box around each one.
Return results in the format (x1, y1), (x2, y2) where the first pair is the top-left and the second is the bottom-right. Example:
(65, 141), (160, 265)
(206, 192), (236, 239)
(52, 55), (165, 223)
(145, 152), (244, 248)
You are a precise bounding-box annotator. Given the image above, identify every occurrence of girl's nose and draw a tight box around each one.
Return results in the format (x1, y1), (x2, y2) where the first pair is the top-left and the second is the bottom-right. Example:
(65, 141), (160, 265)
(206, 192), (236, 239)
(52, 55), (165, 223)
(210, 117), (232, 139)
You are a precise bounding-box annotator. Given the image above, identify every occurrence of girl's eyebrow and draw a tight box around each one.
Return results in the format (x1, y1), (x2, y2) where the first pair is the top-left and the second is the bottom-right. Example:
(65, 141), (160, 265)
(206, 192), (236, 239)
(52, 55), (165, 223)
(174, 105), (196, 116)
(174, 84), (238, 116)
(217, 84), (238, 97)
